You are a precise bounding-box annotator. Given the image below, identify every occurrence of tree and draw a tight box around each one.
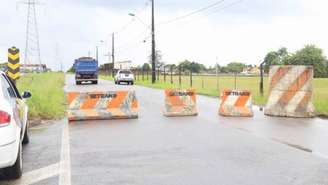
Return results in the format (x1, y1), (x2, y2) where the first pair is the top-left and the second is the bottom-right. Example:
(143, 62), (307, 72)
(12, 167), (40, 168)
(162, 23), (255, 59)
(263, 45), (328, 77)
(99, 63), (113, 72)
(142, 63), (151, 71)
(226, 62), (246, 73)
(67, 65), (75, 73)
(165, 64), (177, 71)
(263, 47), (290, 73)
(277, 47), (289, 60)
(178, 60), (191, 72)
(178, 60), (205, 73)
(285, 45), (328, 78)
(148, 50), (164, 68)
(220, 66), (229, 73)
(207, 64), (221, 74)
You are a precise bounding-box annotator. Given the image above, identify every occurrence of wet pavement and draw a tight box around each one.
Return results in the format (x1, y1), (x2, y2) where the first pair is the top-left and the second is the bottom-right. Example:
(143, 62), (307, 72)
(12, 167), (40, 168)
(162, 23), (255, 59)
(1, 74), (327, 185)
(0, 121), (63, 185)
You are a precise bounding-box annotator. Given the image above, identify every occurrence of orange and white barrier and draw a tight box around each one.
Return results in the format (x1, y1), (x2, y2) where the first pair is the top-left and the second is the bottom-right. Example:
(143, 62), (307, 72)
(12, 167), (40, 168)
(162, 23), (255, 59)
(265, 65), (315, 118)
(66, 91), (138, 121)
(219, 89), (253, 117)
(164, 89), (198, 117)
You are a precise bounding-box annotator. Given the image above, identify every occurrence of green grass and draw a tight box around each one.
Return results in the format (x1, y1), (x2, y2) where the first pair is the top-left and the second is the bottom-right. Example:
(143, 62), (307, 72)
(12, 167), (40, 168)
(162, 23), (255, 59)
(17, 72), (66, 120)
(101, 74), (328, 116)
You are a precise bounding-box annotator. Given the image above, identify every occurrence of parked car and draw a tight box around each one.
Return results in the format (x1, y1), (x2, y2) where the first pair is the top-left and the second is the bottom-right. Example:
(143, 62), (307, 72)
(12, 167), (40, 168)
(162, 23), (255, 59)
(0, 71), (31, 179)
(114, 70), (135, 85)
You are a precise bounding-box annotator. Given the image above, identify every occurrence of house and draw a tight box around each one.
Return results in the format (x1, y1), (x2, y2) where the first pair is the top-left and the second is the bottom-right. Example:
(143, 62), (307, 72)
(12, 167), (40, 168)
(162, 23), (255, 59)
(241, 65), (260, 75)
(114, 61), (132, 70)
(21, 64), (48, 72)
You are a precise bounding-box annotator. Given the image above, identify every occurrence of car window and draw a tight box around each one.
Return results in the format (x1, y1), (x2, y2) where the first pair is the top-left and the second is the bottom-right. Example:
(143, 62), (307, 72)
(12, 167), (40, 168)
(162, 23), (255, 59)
(120, 71), (131, 74)
(1, 74), (20, 99)
(0, 75), (12, 100)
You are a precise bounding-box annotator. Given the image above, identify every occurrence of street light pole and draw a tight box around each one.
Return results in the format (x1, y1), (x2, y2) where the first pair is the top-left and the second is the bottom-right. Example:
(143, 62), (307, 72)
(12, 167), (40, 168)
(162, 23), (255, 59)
(112, 33), (115, 77)
(96, 46), (99, 65)
(151, 0), (156, 84)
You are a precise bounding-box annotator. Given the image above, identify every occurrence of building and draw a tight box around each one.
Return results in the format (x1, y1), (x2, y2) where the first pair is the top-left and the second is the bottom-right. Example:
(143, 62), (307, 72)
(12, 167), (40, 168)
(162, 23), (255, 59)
(21, 64), (48, 72)
(114, 61), (132, 70)
(241, 66), (260, 75)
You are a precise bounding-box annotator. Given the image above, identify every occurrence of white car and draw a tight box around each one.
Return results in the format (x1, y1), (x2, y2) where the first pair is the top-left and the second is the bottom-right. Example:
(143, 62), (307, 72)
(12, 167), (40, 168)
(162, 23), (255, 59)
(114, 70), (135, 85)
(0, 71), (31, 179)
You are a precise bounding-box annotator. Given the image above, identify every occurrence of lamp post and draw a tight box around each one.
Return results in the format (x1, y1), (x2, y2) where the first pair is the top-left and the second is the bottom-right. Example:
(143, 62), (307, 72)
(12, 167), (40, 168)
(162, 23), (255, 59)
(151, 0), (156, 84)
(96, 46), (98, 63)
(96, 40), (104, 66)
(129, 0), (156, 83)
(128, 13), (148, 26)
(111, 33), (115, 77)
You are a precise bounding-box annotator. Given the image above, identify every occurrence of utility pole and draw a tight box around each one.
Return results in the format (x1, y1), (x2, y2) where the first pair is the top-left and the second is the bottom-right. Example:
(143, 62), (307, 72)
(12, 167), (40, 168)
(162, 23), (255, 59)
(96, 46), (99, 64)
(260, 61), (265, 96)
(112, 33), (115, 77)
(151, 0), (156, 83)
(104, 51), (111, 75)
(216, 57), (219, 91)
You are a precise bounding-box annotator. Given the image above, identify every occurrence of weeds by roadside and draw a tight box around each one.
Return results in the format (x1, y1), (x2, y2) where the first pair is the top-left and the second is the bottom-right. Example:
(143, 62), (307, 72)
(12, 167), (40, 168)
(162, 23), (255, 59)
(17, 72), (66, 120)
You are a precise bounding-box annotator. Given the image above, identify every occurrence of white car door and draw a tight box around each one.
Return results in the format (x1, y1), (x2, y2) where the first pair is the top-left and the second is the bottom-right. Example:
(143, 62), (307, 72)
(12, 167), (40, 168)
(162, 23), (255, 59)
(1, 74), (27, 138)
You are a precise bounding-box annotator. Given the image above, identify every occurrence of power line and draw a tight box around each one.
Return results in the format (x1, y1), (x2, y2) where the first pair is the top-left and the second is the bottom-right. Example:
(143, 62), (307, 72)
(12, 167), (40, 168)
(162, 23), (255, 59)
(158, 0), (225, 25)
(114, 19), (136, 34)
(115, 0), (244, 58)
(116, 0), (228, 55)
(206, 0), (244, 16)
(160, 0), (244, 29)
(117, 27), (149, 45)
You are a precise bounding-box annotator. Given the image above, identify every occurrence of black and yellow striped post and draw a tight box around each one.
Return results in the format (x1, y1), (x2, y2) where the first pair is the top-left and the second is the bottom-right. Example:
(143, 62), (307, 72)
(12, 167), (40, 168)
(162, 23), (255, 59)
(7, 47), (20, 83)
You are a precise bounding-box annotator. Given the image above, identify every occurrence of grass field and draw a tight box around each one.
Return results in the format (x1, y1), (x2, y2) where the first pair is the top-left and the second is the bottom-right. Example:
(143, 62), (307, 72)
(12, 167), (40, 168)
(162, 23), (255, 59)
(101, 74), (328, 115)
(17, 72), (66, 120)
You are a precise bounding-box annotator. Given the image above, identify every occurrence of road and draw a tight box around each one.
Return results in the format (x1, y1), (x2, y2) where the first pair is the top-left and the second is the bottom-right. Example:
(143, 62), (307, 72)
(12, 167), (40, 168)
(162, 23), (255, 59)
(1, 74), (328, 185)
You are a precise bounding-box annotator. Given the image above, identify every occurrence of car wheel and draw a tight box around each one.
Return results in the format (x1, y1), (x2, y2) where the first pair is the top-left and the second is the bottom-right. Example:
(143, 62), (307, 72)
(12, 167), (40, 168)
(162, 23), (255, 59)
(94, 81), (98, 85)
(131, 82), (134, 85)
(3, 143), (23, 179)
(22, 121), (30, 145)
(76, 81), (80, 85)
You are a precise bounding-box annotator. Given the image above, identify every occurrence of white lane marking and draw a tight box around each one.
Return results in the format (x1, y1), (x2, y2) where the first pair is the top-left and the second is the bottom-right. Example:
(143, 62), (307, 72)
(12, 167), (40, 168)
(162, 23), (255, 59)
(59, 121), (71, 185)
(10, 163), (59, 185)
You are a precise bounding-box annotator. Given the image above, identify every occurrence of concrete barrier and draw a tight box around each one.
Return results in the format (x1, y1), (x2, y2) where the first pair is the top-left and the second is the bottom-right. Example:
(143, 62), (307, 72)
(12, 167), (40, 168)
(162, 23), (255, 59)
(66, 91), (138, 121)
(219, 89), (253, 117)
(164, 89), (198, 117)
(265, 65), (315, 118)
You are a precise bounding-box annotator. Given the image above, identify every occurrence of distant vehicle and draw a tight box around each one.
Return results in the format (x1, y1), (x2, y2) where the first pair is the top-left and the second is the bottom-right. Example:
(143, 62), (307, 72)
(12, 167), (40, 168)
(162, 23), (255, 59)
(0, 71), (31, 179)
(74, 57), (98, 85)
(114, 70), (135, 85)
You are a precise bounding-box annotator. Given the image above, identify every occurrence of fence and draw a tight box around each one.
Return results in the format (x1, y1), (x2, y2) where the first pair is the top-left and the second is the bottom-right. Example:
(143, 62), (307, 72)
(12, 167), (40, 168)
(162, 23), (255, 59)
(131, 68), (268, 104)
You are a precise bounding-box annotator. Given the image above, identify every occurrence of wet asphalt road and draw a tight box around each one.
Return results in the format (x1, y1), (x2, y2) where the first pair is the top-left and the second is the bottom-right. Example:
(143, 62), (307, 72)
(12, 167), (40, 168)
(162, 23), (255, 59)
(1, 74), (328, 185)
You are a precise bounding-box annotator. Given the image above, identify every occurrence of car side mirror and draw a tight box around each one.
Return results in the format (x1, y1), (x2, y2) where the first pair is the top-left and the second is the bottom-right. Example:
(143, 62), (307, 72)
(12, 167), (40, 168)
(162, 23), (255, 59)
(22, 91), (32, 99)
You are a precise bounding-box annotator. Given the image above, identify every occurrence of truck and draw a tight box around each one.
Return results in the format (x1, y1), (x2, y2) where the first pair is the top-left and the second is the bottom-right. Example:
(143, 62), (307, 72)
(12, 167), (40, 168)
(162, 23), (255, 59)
(74, 57), (98, 85)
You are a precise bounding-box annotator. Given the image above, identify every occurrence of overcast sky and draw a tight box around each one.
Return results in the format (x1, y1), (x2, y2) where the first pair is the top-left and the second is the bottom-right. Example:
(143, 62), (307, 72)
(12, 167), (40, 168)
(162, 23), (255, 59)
(1, 0), (328, 71)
